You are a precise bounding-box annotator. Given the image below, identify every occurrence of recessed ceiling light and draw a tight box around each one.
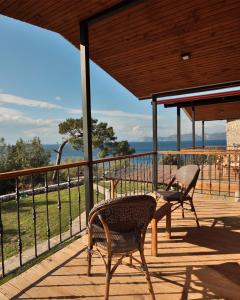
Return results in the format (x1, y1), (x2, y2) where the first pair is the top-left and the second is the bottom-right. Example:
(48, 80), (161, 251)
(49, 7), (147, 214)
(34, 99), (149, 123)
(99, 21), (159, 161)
(181, 53), (191, 61)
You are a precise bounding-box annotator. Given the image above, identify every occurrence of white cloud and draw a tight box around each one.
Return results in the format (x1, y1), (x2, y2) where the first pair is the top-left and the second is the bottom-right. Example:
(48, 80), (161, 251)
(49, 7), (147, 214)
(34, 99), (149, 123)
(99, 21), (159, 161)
(55, 96), (62, 101)
(0, 93), (63, 109)
(92, 110), (151, 120)
(0, 106), (60, 126)
(68, 108), (82, 114)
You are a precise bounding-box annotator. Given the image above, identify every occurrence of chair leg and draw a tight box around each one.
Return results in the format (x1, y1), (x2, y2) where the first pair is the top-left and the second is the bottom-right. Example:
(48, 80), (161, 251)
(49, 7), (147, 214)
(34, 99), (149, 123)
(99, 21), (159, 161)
(129, 253), (133, 266)
(87, 248), (92, 276)
(181, 202), (185, 218)
(139, 248), (156, 300)
(105, 255), (112, 300)
(189, 199), (200, 227)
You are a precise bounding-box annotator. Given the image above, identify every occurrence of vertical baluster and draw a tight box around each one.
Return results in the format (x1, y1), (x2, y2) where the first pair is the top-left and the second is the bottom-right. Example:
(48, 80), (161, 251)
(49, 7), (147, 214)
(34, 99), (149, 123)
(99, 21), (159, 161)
(128, 158), (131, 195)
(216, 154), (217, 180)
(201, 154), (204, 194)
(103, 162), (106, 200)
(156, 152), (159, 190)
(96, 164), (99, 203)
(228, 154), (231, 196)
(209, 155), (212, 195)
(77, 167), (82, 232)
(108, 161), (111, 199)
(124, 159), (127, 196)
(57, 171), (62, 243)
(114, 160), (117, 197)
(218, 155), (222, 196)
(15, 178), (22, 267)
(0, 198), (5, 277)
(136, 157), (139, 194)
(234, 152), (237, 182)
(133, 157), (136, 195)
(120, 159), (123, 195)
(238, 153), (240, 202)
(67, 168), (72, 237)
(45, 173), (51, 250)
(162, 154), (165, 186)
(141, 156), (144, 193)
(140, 156), (142, 193)
(147, 155), (150, 192)
(142, 156), (146, 194)
(31, 176), (37, 257)
(169, 155), (172, 184)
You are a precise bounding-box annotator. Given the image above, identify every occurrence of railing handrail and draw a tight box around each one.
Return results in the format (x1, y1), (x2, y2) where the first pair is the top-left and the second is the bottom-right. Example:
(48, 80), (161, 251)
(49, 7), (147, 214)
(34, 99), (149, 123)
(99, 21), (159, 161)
(158, 150), (240, 155)
(92, 151), (156, 164)
(0, 151), (155, 180)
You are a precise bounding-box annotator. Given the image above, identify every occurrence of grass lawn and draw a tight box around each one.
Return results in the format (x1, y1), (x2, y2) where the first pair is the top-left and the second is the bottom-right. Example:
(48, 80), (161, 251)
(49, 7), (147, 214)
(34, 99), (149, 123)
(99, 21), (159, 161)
(1, 178), (152, 262)
(99, 180), (153, 195)
(1, 185), (103, 261)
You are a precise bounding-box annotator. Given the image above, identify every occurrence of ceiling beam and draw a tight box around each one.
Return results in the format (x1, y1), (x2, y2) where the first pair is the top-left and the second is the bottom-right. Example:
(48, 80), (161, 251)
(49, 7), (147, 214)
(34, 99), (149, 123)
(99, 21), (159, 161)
(139, 80), (240, 101)
(83, 0), (144, 25)
(164, 95), (240, 108)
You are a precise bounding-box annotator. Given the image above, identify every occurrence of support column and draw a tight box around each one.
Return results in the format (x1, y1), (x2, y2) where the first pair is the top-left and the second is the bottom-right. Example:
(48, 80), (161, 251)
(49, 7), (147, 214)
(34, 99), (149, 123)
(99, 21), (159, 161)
(80, 21), (94, 222)
(177, 106), (181, 151)
(152, 96), (158, 191)
(192, 105), (196, 148)
(202, 121), (205, 148)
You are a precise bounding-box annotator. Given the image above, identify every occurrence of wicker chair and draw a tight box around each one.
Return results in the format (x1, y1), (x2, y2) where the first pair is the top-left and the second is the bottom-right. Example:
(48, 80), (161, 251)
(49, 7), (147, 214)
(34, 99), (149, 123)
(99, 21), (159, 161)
(87, 195), (156, 300)
(157, 164), (200, 227)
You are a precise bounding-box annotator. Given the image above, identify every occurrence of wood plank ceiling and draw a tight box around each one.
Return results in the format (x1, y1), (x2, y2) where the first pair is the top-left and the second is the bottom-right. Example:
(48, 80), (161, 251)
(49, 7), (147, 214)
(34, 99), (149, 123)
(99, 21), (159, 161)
(184, 102), (240, 121)
(1, 0), (240, 99)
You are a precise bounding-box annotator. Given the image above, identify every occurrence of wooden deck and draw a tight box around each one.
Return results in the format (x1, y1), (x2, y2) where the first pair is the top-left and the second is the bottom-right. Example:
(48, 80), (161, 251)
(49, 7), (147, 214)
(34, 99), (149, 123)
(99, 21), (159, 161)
(1, 194), (240, 299)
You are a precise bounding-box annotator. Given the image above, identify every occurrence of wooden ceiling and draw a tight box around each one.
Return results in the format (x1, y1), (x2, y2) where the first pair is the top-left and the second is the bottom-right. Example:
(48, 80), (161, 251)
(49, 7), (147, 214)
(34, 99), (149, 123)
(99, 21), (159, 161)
(184, 102), (240, 121)
(1, 0), (240, 98)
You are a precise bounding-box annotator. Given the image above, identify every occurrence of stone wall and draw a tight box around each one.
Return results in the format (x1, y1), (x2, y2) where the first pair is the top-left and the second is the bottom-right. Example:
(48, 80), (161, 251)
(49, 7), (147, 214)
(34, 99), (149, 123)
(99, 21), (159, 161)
(226, 119), (240, 147)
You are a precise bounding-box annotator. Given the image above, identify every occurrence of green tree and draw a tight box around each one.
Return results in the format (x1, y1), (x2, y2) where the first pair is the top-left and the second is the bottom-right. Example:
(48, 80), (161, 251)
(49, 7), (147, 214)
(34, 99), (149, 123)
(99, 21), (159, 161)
(56, 118), (117, 165)
(7, 137), (51, 169)
(0, 138), (8, 172)
(0, 137), (51, 194)
(111, 140), (135, 156)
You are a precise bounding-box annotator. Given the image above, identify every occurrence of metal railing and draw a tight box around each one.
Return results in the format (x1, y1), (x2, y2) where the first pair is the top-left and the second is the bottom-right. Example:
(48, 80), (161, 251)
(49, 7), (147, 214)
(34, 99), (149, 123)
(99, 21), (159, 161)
(0, 149), (239, 278)
(0, 152), (154, 278)
(158, 150), (240, 197)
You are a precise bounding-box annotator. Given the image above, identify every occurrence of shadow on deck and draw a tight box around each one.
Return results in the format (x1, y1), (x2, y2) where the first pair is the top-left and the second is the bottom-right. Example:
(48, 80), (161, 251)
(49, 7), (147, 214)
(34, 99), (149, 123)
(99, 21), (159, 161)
(0, 194), (240, 299)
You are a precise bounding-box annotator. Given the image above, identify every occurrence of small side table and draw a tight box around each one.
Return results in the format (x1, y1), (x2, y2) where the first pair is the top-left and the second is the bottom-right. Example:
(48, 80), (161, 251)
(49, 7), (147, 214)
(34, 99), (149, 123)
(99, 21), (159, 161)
(151, 201), (172, 256)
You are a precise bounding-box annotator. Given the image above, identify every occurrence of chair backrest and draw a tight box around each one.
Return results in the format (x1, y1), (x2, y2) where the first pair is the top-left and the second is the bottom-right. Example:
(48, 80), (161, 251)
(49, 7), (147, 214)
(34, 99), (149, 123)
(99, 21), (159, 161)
(89, 195), (156, 233)
(174, 164), (200, 196)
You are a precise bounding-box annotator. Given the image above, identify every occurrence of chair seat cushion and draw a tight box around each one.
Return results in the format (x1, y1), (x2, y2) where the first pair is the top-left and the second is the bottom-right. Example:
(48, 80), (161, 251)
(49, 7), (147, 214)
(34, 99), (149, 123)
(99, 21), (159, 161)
(92, 224), (139, 253)
(157, 190), (186, 202)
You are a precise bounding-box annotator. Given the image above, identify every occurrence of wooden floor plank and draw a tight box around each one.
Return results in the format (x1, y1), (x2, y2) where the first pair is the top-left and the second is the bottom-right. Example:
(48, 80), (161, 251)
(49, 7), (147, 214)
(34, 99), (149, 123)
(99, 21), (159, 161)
(0, 194), (240, 299)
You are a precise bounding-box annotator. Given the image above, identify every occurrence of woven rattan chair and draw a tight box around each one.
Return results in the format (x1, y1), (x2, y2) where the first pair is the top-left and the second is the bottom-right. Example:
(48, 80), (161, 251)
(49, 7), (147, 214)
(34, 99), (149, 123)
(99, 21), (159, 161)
(157, 164), (200, 227)
(87, 195), (156, 300)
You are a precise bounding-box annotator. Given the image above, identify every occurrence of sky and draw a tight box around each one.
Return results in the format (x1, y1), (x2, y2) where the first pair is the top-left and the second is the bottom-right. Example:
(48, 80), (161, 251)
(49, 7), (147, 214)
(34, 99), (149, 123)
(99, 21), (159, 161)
(0, 15), (226, 144)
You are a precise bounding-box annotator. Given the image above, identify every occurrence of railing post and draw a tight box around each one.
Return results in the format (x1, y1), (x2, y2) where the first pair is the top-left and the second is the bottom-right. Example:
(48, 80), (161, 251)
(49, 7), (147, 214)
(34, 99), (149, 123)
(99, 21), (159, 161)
(177, 106), (181, 151)
(80, 21), (94, 222)
(177, 106), (181, 168)
(152, 96), (158, 191)
(192, 104), (196, 149)
(202, 121), (205, 148)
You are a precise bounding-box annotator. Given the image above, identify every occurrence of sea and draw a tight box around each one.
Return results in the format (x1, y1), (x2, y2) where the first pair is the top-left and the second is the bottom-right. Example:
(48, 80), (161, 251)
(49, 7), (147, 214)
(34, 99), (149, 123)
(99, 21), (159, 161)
(45, 140), (226, 163)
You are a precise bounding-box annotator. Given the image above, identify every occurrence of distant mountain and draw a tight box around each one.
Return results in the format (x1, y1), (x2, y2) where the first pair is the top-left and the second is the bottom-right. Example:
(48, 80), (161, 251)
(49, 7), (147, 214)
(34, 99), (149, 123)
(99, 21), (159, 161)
(206, 132), (226, 140)
(142, 132), (226, 142)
